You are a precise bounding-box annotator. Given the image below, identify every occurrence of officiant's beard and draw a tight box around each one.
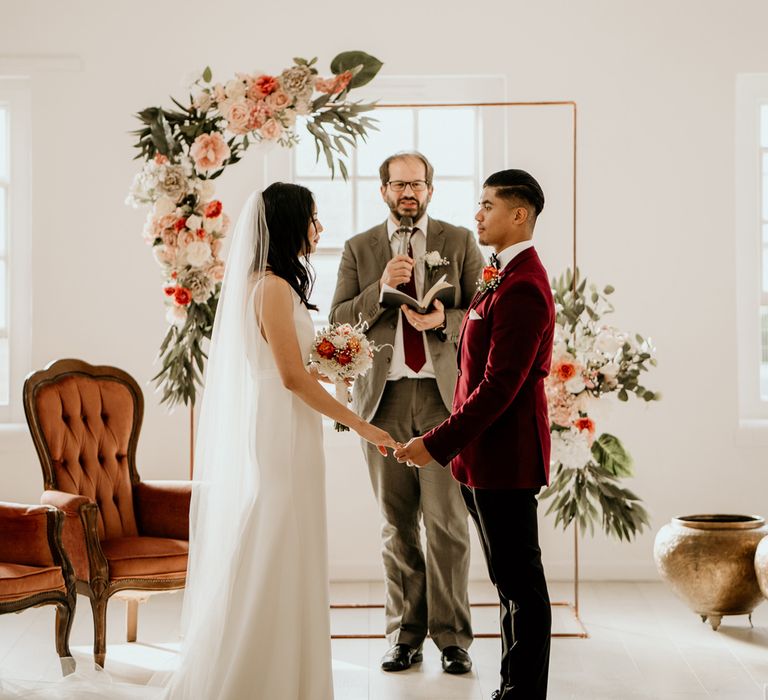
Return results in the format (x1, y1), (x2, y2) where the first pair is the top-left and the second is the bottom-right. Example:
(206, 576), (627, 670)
(385, 194), (431, 223)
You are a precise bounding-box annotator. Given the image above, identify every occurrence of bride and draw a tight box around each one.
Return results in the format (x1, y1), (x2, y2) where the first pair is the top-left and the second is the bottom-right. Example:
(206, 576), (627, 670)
(0, 183), (397, 699)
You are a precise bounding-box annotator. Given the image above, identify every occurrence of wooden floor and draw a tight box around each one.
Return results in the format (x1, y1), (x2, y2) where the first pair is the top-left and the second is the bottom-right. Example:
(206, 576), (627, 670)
(1, 581), (767, 699)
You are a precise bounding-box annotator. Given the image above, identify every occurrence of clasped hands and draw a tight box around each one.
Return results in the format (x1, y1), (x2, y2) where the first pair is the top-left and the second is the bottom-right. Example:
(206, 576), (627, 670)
(393, 436), (433, 468)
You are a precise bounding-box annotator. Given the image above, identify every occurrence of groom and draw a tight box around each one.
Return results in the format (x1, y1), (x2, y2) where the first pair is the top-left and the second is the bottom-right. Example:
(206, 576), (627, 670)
(395, 169), (555, 699)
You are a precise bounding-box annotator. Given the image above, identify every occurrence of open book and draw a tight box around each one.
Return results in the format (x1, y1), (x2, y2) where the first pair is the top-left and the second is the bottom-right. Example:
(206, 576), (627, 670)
(379, 274), (454, 314)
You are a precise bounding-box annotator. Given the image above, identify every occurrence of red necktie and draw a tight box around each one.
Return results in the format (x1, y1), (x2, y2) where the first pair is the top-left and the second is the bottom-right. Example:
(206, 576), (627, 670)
(401, 239), (426, 373)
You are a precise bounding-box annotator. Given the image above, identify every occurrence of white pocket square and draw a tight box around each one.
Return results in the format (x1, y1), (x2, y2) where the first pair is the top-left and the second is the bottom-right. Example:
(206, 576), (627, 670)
(469, 309), (483, 320)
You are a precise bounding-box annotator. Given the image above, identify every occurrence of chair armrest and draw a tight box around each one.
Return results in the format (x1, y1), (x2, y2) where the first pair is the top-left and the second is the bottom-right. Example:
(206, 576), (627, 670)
(40, 490), (93, 581)
(0, 501), (56, 566)
(40, 490), (92, 515)
(134, 481), (191, 540)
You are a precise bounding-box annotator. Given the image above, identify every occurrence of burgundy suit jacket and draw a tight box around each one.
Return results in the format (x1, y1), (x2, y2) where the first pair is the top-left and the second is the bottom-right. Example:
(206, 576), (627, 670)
(422, 247), (555, 489)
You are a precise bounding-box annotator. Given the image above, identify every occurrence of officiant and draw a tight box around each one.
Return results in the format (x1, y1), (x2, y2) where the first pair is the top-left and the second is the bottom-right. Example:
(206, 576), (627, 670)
(330, 151), (484, 675)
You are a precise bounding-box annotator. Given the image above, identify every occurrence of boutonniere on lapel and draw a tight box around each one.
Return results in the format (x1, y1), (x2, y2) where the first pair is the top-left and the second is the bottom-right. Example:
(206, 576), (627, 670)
(422, 250), (450, 269)
(476, 264), (501, 294)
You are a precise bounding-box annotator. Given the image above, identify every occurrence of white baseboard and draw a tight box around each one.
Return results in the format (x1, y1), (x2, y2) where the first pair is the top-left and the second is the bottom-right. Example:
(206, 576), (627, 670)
(329, 560), (661, 583)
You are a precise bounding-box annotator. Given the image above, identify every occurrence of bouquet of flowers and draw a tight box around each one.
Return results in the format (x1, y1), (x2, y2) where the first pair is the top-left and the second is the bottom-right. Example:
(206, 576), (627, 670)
(540, 269), (659, 541)
(126, 52), (382, 407)
(310, 319), (377, 431)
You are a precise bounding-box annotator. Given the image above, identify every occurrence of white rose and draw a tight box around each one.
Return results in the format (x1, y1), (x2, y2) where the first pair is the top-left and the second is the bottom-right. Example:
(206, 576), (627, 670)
(224, 79), (247, 99)
(203, 216), (221, 234)
(551, 429), (592, 470)
(564, 375), (586, 394)
(153, 196), (177, 218)
(186, 214), (203, 231)
(594, 331), (624, 356)
(193, 91), (213, 112)
(166, 305), (187, 327)
(183, 240), (212, 268)
(599, 362), (620, 380)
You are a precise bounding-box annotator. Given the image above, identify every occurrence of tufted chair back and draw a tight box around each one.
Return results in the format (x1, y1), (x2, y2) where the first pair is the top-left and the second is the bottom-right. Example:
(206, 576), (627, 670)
(24, 360), (143, 541)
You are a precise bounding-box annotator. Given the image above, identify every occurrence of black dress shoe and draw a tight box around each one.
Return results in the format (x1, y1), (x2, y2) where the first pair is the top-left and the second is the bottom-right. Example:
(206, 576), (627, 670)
(441, 645), (472, 674)
(380, 643), (423, 672)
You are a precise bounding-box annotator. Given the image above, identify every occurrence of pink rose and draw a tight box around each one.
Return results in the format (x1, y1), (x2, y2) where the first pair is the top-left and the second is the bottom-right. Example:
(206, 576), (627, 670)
(161, 228), (178, 248)
(260, 119), (283, 141)
(223, 98), (255, 135)
(248, 74), (279, 99)
(266, 90), (291, 111)
(179, 230), (197, 247)
(207, 261), (225, 282)
(247, 102), (270, 131)
(190, 132), (230, 172)
(211, 238), (223, 256)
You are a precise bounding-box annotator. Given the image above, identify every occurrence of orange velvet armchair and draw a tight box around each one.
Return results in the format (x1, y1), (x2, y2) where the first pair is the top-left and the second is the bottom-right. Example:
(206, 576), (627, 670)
(0, 502), (76, 673)
(23, 359), (191, 667)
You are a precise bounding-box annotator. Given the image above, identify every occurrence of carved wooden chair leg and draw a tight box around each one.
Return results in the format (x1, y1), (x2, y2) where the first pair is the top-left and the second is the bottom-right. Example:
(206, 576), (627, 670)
(90, 595), (108, 667)
(126, 598), (139, 642)
(54, 601), (74, 674)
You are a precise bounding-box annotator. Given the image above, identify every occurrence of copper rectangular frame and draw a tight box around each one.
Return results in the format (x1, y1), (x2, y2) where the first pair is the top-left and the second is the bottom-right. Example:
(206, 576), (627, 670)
(329, 99), (587, 640)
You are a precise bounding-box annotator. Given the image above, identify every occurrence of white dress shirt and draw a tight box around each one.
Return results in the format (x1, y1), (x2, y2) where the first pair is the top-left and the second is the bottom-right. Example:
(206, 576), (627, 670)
(495, 239), (535, 271)
(386, 214), (436, 381)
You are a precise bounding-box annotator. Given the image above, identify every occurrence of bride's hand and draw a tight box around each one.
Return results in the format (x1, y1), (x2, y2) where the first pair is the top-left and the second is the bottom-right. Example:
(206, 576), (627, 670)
(308, 365), (352, 386)
(356, 422), (398, 456)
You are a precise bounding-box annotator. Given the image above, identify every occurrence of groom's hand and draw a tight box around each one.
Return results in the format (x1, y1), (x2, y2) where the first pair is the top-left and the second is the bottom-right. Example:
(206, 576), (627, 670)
(394, 437), (433, 467)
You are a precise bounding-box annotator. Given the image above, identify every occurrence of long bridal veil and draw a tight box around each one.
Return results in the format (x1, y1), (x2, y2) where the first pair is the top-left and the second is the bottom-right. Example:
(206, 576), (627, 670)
(0, 192), (271, 699)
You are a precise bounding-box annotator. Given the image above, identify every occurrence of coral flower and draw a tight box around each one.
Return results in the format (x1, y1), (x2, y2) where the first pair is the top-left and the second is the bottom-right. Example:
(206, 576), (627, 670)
(190, 132), (231, 172)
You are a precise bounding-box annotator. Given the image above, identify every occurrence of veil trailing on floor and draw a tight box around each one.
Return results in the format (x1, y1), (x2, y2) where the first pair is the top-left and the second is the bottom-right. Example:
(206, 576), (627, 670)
(0, 192), (271, 699)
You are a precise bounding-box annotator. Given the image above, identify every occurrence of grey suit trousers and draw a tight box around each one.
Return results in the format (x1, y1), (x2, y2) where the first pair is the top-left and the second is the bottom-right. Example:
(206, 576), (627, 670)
(365, 378), (473, 650)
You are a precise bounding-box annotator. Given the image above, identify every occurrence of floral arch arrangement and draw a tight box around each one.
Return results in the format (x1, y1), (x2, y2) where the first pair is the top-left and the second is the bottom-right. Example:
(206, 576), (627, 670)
(126, 52), (382, 407)
(541, 269), (659, 541)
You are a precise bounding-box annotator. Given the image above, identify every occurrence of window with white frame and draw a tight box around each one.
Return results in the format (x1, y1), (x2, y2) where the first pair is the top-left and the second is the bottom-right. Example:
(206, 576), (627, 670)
(736, 75), (768, 425)
(0, 79), (32, 423)
(294, 106), (483, 324)
(0, 103), (8, 405)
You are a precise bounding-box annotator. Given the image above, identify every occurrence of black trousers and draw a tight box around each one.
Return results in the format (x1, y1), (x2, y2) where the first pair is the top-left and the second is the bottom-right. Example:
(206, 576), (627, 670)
(461, 484), (551, 699)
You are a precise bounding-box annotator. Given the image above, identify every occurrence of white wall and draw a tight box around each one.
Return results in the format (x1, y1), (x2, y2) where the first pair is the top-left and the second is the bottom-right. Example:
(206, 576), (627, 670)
(1, 0), (766, 583)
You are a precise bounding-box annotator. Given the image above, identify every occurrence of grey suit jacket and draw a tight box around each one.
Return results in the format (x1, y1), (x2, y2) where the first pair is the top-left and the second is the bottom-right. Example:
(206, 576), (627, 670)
(329, 217), (485, 422)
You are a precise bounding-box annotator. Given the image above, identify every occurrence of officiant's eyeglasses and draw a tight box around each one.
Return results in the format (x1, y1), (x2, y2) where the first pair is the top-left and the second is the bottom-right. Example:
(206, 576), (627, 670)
(386, 180), (430, 193)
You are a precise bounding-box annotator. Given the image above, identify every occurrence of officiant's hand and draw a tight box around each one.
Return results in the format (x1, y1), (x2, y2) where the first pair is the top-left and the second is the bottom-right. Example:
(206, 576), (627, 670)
(381, 255), (413, 288)
(401, 299), (445, 332)
(394, 437), (434, 467)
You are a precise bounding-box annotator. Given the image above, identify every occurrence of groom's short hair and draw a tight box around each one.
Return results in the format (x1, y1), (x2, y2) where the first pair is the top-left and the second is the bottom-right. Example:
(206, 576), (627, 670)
(484, 169), (545, 218)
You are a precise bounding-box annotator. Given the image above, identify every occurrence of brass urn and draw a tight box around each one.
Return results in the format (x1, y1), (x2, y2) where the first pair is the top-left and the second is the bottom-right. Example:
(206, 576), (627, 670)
(653, 514), (767, 630)
(754, 535), (768, 599)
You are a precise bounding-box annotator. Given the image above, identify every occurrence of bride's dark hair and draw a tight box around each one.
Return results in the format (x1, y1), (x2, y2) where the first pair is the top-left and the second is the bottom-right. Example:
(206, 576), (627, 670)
(260, 181), (318, 311)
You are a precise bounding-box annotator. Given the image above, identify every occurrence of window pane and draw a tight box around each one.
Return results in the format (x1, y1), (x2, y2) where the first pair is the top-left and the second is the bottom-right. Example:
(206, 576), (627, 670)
(356, 179), (387, 232)
(0, 107), (6, 180)
(0, 336), (8, 406)
(0, 187), (5, 256)
(417, 108), (476, 176)
(356, 109), (415, 177)
(294, 119), (350, 178)
(430, 179), (478, 231)
(298, 178), (353, 249)
(761, 105), (768, 149)
(0, 261), (6, 332)
(764, 226), (768, 294)
(308, 253), (341, 324)
(762, 153), (768, 220)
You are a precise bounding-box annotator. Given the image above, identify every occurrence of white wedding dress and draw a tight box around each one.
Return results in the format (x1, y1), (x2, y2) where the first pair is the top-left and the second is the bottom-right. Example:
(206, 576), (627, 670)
(0, 193), (334, 700)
